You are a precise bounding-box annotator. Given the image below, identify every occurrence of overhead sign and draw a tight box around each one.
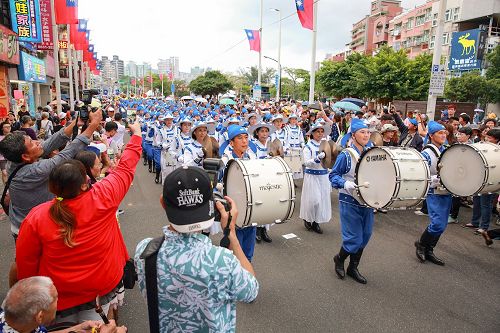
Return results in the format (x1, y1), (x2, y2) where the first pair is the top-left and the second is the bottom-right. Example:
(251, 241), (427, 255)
(429, 64), (446, 96)
(0, 24), (20, 65)
(18, 51), (46, 83)
(9, 0), (43, 43)
(448, 28), (487, 71)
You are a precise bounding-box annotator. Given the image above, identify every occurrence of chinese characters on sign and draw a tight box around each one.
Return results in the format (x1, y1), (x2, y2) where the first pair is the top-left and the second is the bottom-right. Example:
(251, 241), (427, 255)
(9, 0), (43, 43)
(0, 25), (20, 65)
(448, 28), (487, 71)
(36, 0), (53, 49)
(429, 65), (446, 96)
(18, 51), (46, 83)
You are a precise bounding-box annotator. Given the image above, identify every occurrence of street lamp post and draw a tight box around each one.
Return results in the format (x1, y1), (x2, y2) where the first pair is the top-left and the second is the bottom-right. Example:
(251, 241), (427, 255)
(271, 8), (282, 101)
(264, 55), (281, 100)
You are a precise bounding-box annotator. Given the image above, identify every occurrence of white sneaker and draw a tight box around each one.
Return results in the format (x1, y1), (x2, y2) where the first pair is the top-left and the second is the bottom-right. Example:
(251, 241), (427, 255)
(414, 210), (427, 216)
(448, 216), (458, 224)
(475, 228), (485, 235)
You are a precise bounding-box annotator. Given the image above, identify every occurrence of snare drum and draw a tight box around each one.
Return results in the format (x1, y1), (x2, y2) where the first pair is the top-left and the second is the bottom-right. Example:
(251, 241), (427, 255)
(438, 142), (500, 196)
(283, 148), (303, 173)
(355, 146), (430, 209)
(223, 157), (295, 227)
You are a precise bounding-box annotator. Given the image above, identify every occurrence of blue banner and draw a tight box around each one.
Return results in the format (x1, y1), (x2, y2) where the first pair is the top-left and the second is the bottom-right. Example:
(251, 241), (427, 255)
(18, 51), (46, 83)
(171, 83), (176, 93)
(448, 28), (487, 71)
(10, 0), (42, 43)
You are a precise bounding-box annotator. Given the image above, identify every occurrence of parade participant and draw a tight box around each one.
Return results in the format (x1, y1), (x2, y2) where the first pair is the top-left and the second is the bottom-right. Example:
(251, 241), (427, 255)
(270, 115), (288, 149)
(300, 122), (332, 235)
(15, 120), (142, 323)
(220, 125), (258, 261)
(285, 114), (305, 179)
(174, 118), (193, 165)
(248, 122), (276, 243)
(144, 115), (155, 172)
(245, 112), (260, 128)
(414, 121), (452, 266)
(218, 117), (241, 146)
(329, 118), (373, 284)
(158, 113), (178, 182)
(152, 116), (165, 184)
(134, 167), (258, 332)
(183, 121), (213, 168)
(0, 276), (126, 333)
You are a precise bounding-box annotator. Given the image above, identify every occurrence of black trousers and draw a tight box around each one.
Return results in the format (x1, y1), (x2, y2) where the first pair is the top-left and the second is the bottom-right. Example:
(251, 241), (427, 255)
(450, 196), (462, 219)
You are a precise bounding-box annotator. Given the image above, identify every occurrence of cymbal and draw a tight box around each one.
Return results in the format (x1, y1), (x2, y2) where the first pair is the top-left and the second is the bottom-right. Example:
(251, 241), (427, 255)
(267, 138), (284, 157)
(202, 136), (220, 158)
(370, 131), (383, 147)
(330, 141), (342, 165)
(319, 140), (334, 169)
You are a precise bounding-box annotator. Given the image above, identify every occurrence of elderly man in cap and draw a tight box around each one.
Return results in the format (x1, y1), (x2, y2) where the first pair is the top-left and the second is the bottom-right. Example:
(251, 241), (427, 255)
(1, 276), (125, 333)
(134, 166), (258, 332)
(391, 109), (424, 151)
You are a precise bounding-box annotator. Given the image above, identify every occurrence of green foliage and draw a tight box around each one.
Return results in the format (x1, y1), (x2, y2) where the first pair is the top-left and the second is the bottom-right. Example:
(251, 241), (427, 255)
(238, 66), (277, 85)
(444, 71), (491, 104)
(282, 68), (309, 100)
(406, 53), (432, 100)
(188, 71), (233, 97)
(486, 45), (500, 80)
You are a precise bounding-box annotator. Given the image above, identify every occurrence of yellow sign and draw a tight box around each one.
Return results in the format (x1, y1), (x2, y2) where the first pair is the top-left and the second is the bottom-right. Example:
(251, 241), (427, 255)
(458, 33), (476, 56)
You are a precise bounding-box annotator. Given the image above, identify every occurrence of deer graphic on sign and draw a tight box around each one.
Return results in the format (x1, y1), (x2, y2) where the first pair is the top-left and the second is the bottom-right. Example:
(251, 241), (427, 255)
(458, 33), (476, 56)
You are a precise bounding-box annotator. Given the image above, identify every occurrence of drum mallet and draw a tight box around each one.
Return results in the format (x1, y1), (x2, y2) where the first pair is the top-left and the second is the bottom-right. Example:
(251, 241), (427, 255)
(356, 182), (370, 189)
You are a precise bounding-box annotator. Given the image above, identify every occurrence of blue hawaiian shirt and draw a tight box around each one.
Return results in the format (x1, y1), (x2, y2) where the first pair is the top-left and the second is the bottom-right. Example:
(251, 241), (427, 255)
(0, 311), (47, 333)
(134, 227), (259, 333)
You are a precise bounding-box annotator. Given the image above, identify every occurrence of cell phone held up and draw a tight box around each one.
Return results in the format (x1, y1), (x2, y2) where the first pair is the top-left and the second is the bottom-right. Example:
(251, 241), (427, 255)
(213, 192), (231, 222)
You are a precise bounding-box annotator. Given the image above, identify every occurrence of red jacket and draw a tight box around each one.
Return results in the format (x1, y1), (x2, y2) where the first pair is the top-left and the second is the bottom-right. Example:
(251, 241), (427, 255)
(16, 135), (142, 311)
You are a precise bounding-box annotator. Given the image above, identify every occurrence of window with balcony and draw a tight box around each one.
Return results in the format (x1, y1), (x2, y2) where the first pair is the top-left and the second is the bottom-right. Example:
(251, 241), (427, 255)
(416, 15), (426, 26)
(406, 18), (414, 30)
(452, 7), (460, 21)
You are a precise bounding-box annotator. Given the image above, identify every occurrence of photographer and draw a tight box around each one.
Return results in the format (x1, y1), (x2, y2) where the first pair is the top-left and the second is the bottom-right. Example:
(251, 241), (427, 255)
(134, 167), (258, 332)
(15, 120), (142, 323)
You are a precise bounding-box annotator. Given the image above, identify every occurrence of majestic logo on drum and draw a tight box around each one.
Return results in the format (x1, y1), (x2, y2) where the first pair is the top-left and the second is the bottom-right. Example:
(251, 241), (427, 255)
(259, 183), (283, 191)
(366, 154), (387, 162)
(177, 188), (204, 207)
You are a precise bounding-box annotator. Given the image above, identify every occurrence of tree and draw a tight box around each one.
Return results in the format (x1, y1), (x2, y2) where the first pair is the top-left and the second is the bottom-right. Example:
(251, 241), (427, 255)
(238, 66), (276, 86)
(188, 71), (233, 97)
(406, 53), (432, 100)
(485, 44), (500, 80)
(283, 68), (309, 100)
(444, 71), (490, 104)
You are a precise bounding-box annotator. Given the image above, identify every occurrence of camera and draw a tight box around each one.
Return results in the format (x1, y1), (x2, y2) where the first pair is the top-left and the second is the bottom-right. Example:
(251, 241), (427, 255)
(213, 192), (231, 222)
(82, 88), (99, 105)
(77, 89), (106, 121)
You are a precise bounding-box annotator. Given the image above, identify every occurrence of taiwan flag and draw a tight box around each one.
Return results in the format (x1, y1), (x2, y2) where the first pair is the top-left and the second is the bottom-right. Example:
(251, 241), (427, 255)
(295, 0), (313, 30)
(55, 0), (78, 25)
(244, 29), (260, 52)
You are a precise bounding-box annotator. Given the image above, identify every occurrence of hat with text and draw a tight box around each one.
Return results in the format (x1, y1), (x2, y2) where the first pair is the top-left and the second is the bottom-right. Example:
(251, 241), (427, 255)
(163, 166), (215, 233)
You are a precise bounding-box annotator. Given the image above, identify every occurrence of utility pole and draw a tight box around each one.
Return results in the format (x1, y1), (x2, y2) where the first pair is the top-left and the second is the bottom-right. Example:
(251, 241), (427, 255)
(308, 0), (318, 103)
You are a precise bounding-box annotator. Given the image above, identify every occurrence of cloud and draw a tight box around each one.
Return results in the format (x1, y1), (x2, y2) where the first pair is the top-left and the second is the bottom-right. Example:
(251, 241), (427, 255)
(79, 0), (426, 73)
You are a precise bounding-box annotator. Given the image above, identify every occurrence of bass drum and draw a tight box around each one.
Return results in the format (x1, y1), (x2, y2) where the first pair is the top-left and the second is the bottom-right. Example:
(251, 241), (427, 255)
(438, 142), (500, 196)
(223, 157), (295, 228)
(355, 146), (430, 209)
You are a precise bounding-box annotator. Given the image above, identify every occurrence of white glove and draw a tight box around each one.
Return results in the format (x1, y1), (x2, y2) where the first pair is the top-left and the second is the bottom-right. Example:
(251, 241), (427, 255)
(178, 155), (184, 163)
(344, 180), (356, 192)
(162, 143), (170, 150)
(196, 150), (205, 158)
(168, 150), (177, 157)
(317, 152), (326, 160)
(430, 175), (440, 189)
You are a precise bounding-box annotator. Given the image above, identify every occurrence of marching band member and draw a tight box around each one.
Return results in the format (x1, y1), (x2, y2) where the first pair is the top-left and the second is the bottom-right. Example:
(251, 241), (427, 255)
(220, 125), (258, 261)
(158, 113), (178, 183)
(414, 121), (452, 266)
(219, 117), (241, 146)
(173, 118), (193, 165)
(300, 122), (332, 235)
(270, 115), (289, 150)
(285, 114), (305, 180)
(248, 122), (276, 243)
(329, 118), (373, 284)
(144, 115), (155, 173)
(152, 116), (166, 183)
(183, 121), (213, 168)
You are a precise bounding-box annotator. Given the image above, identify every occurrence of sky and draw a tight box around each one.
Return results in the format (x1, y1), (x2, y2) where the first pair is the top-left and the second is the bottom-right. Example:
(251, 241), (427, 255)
(79, 0), (424, 74)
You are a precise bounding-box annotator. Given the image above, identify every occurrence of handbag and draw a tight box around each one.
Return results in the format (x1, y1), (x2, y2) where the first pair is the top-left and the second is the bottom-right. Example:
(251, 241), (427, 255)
(1, 164), (27, 216)
(122, 258), (137, 289)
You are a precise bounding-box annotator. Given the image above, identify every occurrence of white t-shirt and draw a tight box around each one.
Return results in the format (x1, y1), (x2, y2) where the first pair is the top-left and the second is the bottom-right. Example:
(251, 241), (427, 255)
(112, 121), (126, 150)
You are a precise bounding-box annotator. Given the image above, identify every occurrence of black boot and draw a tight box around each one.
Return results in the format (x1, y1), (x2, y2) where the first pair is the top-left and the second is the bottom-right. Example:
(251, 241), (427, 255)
(311, 222), (323, 234)
(346, 249), (367, 284)
(415, 229), (433, 263)
(255, 227), (262, 242)
(155, 169), (161, 184)
(425, 234), (445, 266)
(304, 220), (312, 231)
(333, 247), (350, 279)
(143, 152), (148, 165)
(261, 227), (272, 243)
(148, 159), (153, 173)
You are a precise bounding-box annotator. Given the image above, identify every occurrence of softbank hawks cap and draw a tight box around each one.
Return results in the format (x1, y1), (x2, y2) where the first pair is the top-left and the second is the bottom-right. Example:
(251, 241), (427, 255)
(163, 166), (215, 233)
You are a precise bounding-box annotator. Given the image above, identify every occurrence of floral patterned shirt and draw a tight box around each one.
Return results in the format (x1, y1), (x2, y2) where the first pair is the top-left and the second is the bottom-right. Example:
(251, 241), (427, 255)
(0, 311), (47, 333)
(134, 227), (259, 333)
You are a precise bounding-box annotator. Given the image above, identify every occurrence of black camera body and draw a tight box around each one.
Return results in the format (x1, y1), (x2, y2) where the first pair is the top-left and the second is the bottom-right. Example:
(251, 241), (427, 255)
(78, 89), (105, 121)
(81, 88), (99, 105)
(213, 192), (231, 222)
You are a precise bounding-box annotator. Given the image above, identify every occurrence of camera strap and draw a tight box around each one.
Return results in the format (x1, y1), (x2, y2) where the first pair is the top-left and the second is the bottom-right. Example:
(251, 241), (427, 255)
(220, 213), (232, 249)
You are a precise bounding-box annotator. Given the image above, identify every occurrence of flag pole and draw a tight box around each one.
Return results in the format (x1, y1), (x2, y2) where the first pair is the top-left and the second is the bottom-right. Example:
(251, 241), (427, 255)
(50, 0), (62, 113)
(161, 76), (164, 97)
(67, 25), (74, 110)
(308, 0), (318, 103)
(258, 0), (263, 88)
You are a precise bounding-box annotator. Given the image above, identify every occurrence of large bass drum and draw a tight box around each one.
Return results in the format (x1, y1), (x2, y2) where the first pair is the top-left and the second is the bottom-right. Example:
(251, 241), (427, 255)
(438, 142), (500, 196)
(223, 157), (295, 228)
(354, 146), (430, 209)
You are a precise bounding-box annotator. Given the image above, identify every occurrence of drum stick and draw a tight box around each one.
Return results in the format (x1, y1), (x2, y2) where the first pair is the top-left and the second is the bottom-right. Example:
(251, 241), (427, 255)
(356, 182), (370, 189)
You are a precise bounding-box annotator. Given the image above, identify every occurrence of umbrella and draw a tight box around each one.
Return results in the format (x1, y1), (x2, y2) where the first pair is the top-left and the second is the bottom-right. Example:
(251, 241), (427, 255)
(181, 96), (193, 101)
(308, 103), (331, 111)
(49, 100), (68, 106)
(333, 101), (361, 112)
(165, 96), (174, 101)
(220, 98), (237, 105)
(340, 97), (366, 108)
(195, 97), (208, 104)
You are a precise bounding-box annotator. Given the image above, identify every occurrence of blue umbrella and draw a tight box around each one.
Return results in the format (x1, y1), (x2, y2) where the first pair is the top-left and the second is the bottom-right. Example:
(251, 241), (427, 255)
(340, 98), (366, 108)
(333, 101), (361, 112)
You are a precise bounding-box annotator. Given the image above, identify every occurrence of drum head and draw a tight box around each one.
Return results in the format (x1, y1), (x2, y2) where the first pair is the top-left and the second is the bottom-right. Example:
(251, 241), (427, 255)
(370, 132), (383, 147)
(223, 160), (249, 227)
(439, 144), (486, 196)
(355, 147), (397, 209)
(319, 140), (334, 169)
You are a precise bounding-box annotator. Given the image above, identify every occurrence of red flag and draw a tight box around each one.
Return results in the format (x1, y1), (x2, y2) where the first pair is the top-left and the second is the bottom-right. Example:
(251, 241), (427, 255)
(148, 76), (153, 84)
(244, 29), (260, 52)
(131, 78), (136, 85)
(168, 71), (173, 81)
(295, 0), (313, 30)
(159, 74), (164, 81)
(55, 0), (78, 25)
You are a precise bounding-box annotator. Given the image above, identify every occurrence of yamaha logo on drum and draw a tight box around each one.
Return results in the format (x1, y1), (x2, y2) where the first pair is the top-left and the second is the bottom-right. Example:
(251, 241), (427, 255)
(366, 154), (387, 162)
(259, 183), (283, 191)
